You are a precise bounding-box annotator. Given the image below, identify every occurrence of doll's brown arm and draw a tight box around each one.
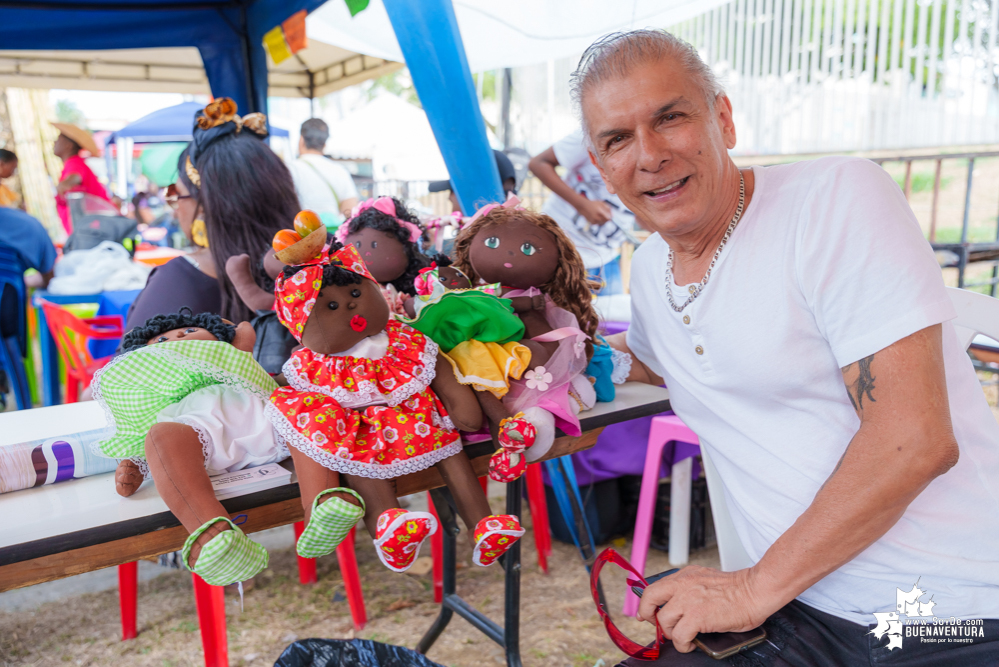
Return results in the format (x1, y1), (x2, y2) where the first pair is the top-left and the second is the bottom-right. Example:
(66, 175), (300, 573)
(403, 297), (417, 319)
(429, 352), (483, 432)
(507, 294), (546, 313)
(225, 254), (275, 312)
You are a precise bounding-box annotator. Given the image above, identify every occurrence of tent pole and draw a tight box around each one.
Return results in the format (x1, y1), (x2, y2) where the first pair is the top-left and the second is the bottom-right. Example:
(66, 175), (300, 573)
(500, 67), (512, 150)
(238, 4), (259, 113)
(382, 0), (503, 214)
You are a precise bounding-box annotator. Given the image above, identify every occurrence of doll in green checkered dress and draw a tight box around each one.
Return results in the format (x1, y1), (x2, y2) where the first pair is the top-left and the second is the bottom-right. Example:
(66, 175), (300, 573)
(92, 308), (287, 586)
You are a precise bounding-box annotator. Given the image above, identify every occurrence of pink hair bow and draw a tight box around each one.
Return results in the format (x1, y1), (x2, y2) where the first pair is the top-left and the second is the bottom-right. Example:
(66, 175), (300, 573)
(470, 193), (523, 224)
(336, 196), (423, 244)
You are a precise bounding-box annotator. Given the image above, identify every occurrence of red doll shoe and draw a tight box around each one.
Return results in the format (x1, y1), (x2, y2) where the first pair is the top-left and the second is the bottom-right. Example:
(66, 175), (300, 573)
(488, 448), (527, 483)
(497, 412), (537, 454)
(373, 508), (438, 573)
(472, 515), (526, 566)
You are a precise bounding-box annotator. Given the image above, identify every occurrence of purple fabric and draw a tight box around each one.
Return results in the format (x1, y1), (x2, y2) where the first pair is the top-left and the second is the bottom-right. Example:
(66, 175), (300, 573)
(544, 412), (702, 486)
(599, 320), (629, 336)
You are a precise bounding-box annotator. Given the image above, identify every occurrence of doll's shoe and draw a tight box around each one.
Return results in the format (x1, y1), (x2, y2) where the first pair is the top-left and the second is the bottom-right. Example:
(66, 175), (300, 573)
(497, 412), (537, 454)
(373, 509), (438, 573)
(296, 487), (365, 559)
(182, 517), (268, 586)
(488, 448), (527, 483)
(522, 407), (556, 463)
(472, 515), (526, 566)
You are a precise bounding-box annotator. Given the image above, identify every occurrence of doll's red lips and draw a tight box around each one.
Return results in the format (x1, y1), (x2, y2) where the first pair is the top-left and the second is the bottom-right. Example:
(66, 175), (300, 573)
(504, 262), (513, 268)
(350, 315), (367, 332)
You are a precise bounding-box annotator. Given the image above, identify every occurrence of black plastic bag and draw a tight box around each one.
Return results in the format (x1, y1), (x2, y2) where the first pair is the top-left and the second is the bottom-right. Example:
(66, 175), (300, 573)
(274, 638), (445, 667)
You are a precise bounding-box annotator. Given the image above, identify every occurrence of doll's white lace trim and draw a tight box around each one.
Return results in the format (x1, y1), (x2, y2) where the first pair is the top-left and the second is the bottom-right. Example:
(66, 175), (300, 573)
(127, 456), (152, 480)
(89, 352), (132, 459)
(265, 402), (461, 479)
(431, 409), (455, 432)
(282, 338), (439, 408)
(610, 348), (633, 385)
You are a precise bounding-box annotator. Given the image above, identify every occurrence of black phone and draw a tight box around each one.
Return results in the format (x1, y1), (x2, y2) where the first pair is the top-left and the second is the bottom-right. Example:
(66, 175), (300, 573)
(631, 569), (768, 660)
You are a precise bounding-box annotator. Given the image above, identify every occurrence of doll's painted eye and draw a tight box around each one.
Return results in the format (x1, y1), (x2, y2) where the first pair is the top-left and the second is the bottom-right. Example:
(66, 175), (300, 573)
(484, 236), (500, 249)
(351, 289), (361, 298)
(185, 328), (198, 333)
(157, 336), (168, 343)
(328, 301), (339, 310)
(352, 241), (361, 249)
(521, 243), (537, 256)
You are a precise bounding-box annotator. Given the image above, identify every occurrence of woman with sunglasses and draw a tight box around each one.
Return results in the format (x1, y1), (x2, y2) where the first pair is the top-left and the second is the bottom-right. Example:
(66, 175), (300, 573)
(125, 99), (299, 331)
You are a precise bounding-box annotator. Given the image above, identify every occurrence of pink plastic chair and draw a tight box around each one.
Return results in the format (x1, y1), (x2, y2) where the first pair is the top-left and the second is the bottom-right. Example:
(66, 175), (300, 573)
(623, 414), (701, 617)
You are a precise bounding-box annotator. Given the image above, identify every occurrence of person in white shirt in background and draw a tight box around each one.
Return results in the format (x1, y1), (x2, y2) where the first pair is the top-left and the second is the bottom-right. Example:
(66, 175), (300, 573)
(530, 130), (638, 294)
(577, 29), (999, 665)
(289, 118), (359, 228)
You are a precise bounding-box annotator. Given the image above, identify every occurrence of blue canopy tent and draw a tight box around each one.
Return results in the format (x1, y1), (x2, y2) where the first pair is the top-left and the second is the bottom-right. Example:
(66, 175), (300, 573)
(108, 101), (288, 145)
(0, 0), (329, 115)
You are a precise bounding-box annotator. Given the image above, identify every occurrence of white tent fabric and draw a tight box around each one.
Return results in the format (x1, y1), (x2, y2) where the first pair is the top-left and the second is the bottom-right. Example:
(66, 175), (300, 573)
(308, 0), (732, 73)
(0, 39), (400, 98)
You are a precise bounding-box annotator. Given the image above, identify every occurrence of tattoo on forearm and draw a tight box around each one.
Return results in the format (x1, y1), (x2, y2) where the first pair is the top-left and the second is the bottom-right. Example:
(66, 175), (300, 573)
(842, 354), (877, 415)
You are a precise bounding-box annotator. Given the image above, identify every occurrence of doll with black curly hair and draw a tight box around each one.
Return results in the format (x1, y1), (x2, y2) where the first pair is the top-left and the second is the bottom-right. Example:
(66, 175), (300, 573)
(92, 307), (287, 588)
(335, 196), (431, 312)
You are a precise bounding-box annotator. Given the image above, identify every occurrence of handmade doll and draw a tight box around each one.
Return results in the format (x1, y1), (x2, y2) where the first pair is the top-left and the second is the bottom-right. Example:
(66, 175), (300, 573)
(453, 197), (600, 474)
(267, 242), (525, 572)
(336, 197), (431, 313)
(400, 254), (539, 481)
(93, 308), (288, 586)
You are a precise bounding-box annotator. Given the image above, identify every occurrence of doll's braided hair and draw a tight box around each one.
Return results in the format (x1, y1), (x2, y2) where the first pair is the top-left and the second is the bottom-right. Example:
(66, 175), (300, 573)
(281, 241), (364, 288)
(452, 207), (600, 359)
(121, 307), (236, 352)
(338, 196), (430, 294)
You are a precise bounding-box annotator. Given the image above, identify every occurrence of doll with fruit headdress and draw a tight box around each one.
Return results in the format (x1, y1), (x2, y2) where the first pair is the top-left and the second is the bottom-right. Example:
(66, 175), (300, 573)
(266, 239), (524, 572)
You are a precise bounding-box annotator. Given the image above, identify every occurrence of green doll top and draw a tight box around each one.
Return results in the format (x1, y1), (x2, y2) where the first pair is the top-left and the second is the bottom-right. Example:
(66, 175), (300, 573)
(91, 339), (278, 459)
(401, 281), (525, 353)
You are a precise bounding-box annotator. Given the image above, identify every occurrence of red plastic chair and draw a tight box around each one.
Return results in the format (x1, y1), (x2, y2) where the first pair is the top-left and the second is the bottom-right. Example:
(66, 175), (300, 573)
(38, 300), (123, 403)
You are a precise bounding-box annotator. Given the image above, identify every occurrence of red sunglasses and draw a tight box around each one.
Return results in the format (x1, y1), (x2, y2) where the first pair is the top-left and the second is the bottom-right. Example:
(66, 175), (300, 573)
(590, 548), (667, 660)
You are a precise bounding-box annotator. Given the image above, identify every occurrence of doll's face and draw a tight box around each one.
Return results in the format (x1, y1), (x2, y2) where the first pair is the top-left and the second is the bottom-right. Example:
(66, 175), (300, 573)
(468, 219), (559, 290)
(148, 327), (218, 345)
(438, 266), (470, 290)
(300, 278), (390, 355)
(346, 228), (408, 284)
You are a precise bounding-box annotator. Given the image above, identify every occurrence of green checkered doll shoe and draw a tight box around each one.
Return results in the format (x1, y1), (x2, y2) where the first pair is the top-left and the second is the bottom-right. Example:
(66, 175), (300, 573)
(182, 517), (269, 586)
(296, 487), (366, 559)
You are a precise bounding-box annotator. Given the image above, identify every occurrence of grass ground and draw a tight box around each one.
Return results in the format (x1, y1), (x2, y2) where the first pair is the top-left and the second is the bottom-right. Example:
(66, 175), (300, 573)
(0, 492), (719, 667)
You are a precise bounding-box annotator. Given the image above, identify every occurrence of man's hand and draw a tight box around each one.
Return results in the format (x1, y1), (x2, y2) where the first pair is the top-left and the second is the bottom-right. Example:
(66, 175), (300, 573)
(606, 332), (663, 384)
(637, 566), (774, 653)
(576, 197), (613, 226)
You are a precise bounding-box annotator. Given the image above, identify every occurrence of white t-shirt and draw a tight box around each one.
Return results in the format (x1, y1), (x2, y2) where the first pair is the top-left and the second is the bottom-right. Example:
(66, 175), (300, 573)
(289, 154), (359, 224)
(541, 129), (636, 270)
(627, 156), (999, 625)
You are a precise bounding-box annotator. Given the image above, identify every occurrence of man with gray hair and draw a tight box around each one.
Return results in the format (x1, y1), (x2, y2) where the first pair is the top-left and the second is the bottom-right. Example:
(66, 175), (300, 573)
(587, 30), (999, 664)
(289, 117), (359, 227)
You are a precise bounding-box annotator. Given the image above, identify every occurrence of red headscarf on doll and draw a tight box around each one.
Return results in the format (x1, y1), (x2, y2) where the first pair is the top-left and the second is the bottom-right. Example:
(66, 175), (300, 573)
(275, 244), (378, 342)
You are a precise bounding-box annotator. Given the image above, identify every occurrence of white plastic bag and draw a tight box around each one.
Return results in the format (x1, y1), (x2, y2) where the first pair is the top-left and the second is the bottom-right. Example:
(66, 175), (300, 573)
(48, 241), (151, 295)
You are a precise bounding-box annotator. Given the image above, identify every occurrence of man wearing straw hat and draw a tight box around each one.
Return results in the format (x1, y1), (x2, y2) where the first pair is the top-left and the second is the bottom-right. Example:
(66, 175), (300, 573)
(52, 122), (110, 235)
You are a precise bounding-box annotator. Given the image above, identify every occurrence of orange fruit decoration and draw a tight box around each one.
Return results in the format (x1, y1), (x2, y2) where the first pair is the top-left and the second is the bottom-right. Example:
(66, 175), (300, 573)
(294, 210), (323, 237)
(272, 229), (302, 252)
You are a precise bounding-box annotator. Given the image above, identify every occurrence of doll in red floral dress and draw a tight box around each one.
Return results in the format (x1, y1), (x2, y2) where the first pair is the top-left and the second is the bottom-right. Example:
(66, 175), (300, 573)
(267, 242), (524, 572)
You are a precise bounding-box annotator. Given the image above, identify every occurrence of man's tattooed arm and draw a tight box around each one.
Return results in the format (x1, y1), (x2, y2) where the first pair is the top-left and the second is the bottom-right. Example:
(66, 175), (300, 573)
(842, 353), (877, 417)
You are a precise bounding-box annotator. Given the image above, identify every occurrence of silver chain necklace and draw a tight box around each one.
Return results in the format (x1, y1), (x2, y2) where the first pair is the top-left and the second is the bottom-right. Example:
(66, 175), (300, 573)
(665, 172), (746, 313)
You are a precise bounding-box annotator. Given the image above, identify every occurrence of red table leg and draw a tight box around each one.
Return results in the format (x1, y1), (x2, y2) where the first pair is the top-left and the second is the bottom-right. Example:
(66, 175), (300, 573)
(428, 491), (444, 603)
(118, 561), (138, 640)
(192, 573), (228, 667)
(525, 463), (551, 573)
(293, 521), (317, 584)
(336, 527), (367, 631)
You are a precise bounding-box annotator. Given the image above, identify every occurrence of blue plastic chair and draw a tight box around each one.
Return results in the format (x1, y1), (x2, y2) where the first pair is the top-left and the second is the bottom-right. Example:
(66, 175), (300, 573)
(0, 248), (31, 409)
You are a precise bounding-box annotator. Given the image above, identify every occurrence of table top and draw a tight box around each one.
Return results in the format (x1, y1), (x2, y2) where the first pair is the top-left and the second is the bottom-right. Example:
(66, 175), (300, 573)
(0, 383), (669, 566)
